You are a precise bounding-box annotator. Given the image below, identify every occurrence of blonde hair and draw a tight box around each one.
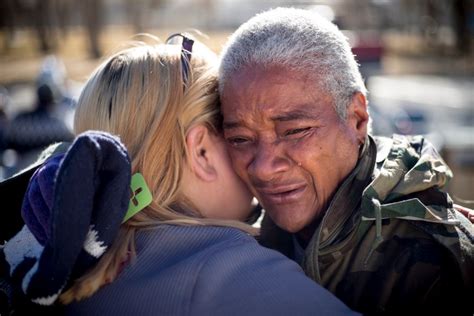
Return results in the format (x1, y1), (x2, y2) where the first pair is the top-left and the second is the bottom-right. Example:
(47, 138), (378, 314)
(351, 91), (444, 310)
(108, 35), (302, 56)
(61, 38), (257, 303)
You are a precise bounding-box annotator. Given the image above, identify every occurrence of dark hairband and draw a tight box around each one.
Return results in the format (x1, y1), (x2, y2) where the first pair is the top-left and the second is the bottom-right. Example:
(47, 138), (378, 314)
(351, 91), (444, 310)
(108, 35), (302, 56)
(166, 33), (195, 91)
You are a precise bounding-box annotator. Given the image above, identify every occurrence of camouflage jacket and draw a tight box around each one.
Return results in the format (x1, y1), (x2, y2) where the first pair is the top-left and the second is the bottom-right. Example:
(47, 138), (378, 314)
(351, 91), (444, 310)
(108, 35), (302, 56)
(259, 135), (474, 315)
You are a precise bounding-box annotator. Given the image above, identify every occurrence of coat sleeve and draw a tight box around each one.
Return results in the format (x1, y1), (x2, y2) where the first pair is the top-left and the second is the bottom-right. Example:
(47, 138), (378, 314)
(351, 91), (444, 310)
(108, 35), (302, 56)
(190, 239), (359, 316)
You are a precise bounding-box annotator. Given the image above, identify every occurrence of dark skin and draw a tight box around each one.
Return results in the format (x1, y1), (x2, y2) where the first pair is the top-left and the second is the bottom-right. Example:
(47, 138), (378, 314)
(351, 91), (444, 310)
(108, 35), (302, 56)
(221, 65), (369, 242)
(455, 204), (474, 223)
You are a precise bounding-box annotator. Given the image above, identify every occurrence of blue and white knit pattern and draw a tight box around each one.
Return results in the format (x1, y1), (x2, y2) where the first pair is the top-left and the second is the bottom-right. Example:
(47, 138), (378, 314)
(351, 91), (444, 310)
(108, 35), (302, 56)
(4, 131), (131, 306)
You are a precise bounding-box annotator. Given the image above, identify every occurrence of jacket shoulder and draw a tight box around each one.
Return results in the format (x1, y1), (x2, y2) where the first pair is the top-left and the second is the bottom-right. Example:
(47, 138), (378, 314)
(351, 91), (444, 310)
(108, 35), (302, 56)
(342, 219), (471, 314)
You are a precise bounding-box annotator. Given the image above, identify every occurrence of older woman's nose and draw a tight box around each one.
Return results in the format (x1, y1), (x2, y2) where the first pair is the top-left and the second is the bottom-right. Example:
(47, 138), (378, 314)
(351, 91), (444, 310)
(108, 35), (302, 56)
(248, 140), (290, 182)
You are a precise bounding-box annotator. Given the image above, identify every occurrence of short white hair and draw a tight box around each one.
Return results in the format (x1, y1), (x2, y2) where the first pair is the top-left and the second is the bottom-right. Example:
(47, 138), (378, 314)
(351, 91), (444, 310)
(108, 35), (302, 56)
(219, 7), (367, 120)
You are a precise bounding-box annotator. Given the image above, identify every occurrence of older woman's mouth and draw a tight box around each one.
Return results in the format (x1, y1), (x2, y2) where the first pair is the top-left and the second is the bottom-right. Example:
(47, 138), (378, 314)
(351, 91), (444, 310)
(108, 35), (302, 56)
(257, 184), (307, 204)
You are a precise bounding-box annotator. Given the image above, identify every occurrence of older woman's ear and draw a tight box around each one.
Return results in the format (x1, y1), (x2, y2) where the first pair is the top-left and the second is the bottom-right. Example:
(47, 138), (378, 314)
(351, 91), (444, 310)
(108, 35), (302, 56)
(347, 92), (369, 144)
(185, 125), (218, 182)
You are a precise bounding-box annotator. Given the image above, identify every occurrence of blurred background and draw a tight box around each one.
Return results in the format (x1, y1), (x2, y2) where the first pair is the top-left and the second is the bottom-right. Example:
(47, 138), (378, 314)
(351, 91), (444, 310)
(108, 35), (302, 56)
(0, 0), (473, 207)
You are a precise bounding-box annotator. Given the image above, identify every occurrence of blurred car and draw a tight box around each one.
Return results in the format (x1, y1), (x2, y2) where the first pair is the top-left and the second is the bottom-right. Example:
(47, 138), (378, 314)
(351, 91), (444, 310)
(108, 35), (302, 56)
(368, 74), (474, 153)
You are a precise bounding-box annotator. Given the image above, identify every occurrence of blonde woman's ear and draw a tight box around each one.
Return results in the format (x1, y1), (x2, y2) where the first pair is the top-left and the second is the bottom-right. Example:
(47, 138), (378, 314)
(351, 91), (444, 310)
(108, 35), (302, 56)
(185, 125), (218, 182)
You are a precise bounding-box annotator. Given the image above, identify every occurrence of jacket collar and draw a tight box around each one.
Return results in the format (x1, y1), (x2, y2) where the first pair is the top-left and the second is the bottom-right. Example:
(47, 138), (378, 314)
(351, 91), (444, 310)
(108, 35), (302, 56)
(312, 135), (377, 249)
(302, 135), (377, 281)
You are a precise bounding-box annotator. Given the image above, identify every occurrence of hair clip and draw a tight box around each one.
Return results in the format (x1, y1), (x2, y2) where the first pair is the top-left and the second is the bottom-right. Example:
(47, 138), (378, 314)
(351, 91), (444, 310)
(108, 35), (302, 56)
(123, 173), (153, 223)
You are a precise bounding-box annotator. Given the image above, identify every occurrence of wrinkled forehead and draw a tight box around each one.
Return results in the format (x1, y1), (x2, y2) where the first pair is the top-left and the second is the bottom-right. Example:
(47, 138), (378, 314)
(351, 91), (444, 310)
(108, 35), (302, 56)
(221, 64), (316, 103)
(220, 65), (334, 127)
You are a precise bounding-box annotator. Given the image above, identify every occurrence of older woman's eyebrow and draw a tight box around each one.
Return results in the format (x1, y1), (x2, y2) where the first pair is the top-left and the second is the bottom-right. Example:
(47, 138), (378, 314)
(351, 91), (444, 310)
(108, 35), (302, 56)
(271, 108), (321, 122)
(223, 108), (321, 129)
(222, 120), (243, 130)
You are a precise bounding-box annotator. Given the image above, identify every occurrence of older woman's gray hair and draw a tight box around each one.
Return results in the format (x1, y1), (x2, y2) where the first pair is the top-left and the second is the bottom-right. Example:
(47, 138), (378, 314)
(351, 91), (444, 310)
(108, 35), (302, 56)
(219, 7), (367, 120)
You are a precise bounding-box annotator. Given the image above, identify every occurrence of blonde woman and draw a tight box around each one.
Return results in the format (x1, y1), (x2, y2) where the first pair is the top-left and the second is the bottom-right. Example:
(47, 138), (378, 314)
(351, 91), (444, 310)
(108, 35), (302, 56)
(4, 35), (357, 315)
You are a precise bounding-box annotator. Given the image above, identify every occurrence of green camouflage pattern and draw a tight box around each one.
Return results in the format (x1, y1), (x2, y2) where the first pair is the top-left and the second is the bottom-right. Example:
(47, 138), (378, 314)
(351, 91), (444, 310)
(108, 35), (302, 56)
(260, 135), (474, 315)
